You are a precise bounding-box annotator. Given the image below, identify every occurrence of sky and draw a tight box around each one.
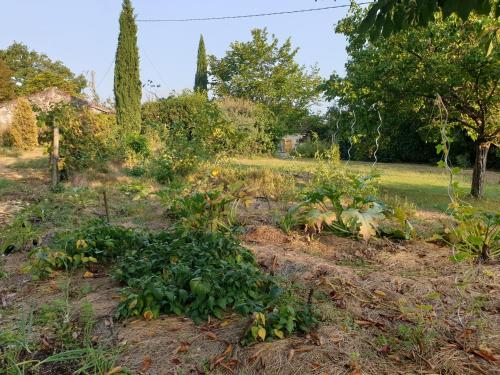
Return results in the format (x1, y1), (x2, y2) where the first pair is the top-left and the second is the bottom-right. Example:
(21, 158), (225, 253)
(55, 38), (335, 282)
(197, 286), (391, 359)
(0, 0), (353, 103)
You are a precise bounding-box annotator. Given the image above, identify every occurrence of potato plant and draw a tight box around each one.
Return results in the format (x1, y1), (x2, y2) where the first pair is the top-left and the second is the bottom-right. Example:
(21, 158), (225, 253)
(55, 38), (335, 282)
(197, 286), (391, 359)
(30, 220), (318, 343)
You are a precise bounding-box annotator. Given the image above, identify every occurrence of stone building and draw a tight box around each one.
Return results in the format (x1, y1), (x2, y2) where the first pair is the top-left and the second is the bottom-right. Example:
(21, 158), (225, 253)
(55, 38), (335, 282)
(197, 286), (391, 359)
(0, 87), (113, 134)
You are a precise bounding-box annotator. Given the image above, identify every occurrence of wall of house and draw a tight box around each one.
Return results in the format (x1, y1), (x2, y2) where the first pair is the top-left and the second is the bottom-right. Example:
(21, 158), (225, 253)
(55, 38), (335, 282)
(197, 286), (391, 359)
(0, 87), (113, 135)
(0, 102), (15, 134)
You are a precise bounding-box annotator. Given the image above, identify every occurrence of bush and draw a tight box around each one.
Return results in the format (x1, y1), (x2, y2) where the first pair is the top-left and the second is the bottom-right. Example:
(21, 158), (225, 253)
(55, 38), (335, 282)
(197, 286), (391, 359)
(40, 105), (120, 174)
(293, 139), (329, 158)
(9, 97), (38, 150)
(448, 206), (499, 262)
(293, 139), (340, 163)
(142, 92), (234, 182)
(217, 97), (275, 154)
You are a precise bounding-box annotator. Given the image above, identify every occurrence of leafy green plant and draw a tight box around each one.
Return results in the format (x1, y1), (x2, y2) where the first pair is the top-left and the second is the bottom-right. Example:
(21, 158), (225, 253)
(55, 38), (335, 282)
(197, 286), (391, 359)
(118, 183), (149, 200)
(30, 220), (148, 278)
(29, 220), (317, 343)
(114, 228), (274, 323)
(379, 194), (416, 240)
(168, 181), (253, 233)
(243, 291), (318, 344)
(285, 172), (388, 240)
(448, 206), (499, 262)
(0, 205), (43, 254)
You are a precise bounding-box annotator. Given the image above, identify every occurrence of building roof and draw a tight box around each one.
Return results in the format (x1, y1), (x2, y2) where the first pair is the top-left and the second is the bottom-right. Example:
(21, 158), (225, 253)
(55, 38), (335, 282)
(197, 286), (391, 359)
(0, 87), (114, 114)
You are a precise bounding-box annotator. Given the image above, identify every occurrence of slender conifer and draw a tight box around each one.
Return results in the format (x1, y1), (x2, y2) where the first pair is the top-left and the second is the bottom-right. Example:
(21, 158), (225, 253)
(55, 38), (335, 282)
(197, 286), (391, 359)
(194, 35), (208, 93)
(114, 0), (142, 135)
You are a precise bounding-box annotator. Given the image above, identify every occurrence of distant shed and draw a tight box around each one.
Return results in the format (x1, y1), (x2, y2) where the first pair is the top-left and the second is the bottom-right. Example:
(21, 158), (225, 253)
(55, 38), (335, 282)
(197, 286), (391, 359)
(278, 134), (306, 155)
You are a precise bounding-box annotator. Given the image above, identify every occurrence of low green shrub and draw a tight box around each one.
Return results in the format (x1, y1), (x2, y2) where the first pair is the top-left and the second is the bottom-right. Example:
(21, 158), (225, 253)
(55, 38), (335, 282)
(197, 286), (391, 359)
(114, 229), (275, 322)
(30, 220), (148, 278)
(123, 165), (146, 177)
(29, 220), (318, 343)
(38, 105), (120, 175)
(293, 139), (329, 158)
(167, 181), (252, 233)
(448, 206), (499, 262)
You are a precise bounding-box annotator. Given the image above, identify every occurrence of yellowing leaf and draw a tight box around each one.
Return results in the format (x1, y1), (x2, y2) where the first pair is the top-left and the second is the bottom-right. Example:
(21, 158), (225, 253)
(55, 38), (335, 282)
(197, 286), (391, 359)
(341, 204), (385, 241)
(373, 290), (386, 298)
(76, 239), (88, 249)
(483, 269), (495, 278)
(257, 326), (266, 341)
(83, 271), (94, 278)
(143, 310), (154, 320)
(274, 329), (284, 339)
(255, 312), (266, 325)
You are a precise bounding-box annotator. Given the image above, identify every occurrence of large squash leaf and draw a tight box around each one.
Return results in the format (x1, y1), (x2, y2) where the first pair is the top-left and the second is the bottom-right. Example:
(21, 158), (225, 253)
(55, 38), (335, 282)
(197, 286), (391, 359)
(341, 203), (385, 241)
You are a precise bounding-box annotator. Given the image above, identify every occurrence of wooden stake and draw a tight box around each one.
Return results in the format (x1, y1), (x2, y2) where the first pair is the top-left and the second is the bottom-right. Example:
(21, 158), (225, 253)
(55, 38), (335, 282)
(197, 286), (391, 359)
(103, 190), (110, 223)
(51, 124), (59, 189)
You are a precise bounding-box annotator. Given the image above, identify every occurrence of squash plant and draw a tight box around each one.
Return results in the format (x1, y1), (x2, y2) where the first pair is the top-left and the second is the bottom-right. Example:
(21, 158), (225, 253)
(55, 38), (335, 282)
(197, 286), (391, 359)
(287, 173), (389, 240)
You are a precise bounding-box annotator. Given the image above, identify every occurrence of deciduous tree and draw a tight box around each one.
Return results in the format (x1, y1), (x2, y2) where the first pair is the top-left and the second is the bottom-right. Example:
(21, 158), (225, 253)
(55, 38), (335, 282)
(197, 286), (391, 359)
(209, 28), (321, 133)
(324, 6), (499, 198)
(0, 43), (86, 96)
(0, 59), (15, 101)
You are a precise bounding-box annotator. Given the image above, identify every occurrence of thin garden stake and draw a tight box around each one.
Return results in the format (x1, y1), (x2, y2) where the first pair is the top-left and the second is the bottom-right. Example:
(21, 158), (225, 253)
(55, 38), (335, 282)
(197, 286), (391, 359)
(51, 121), (60, 189)
(103, 190), (110, 223)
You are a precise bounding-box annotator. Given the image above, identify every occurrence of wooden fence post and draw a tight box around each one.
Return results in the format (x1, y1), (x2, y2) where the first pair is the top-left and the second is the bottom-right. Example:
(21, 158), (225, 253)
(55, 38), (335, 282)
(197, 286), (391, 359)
(103, 190), (110, 223)
(51, 124), (59, 189)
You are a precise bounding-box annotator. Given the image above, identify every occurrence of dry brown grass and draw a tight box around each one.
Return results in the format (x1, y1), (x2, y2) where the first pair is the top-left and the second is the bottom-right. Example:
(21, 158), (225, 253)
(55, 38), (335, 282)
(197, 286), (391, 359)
(1, 151), (498, 375)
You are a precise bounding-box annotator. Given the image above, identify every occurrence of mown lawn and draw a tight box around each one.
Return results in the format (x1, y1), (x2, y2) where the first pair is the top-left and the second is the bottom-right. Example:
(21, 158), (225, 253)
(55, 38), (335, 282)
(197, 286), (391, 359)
(230, 157), (500, 212)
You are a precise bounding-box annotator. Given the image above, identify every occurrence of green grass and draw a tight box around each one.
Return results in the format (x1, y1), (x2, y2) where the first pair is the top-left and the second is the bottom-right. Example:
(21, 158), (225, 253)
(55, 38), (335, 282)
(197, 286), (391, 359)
(230, 157), (500, 212)
(8, 156), (49, 169)
(0, 177), (14, 194)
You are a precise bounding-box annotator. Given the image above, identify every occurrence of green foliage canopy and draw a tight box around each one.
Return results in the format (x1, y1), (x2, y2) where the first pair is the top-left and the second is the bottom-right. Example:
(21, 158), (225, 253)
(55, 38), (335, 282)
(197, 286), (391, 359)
(209, 28), (322, 132)
(358, 0), (498, 39)
(324, 6), (499, 197)
(0, 59), (15, 101)
(0, 42), (86, 96)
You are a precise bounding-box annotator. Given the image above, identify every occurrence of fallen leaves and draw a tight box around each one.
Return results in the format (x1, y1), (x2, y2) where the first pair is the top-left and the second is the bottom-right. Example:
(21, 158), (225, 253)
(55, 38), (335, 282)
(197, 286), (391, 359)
(206, 332), (218, 340)
(372, 289), (386, 298)
(174, 342), (190, 354)
(471, 346), (497, 362)
(141, 355), (152, 371)
(211, 343), (235, 372)
(83, 271), (94, 278)
(104, 367), (123, 375)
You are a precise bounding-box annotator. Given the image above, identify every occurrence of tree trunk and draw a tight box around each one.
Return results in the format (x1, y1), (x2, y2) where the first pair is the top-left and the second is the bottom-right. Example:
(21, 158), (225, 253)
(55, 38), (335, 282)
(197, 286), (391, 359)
(470, 142), (490, 198)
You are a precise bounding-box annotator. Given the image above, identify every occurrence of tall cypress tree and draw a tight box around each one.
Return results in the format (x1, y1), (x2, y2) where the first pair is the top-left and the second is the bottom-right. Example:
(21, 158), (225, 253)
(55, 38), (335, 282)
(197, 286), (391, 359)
(114, 0), (141, 135)
(194, 35), (208, 93)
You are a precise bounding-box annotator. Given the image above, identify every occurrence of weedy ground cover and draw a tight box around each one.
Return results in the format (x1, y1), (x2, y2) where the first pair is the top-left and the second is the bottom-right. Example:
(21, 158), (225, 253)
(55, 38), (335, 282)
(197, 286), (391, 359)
(1, 150), (498, 374)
